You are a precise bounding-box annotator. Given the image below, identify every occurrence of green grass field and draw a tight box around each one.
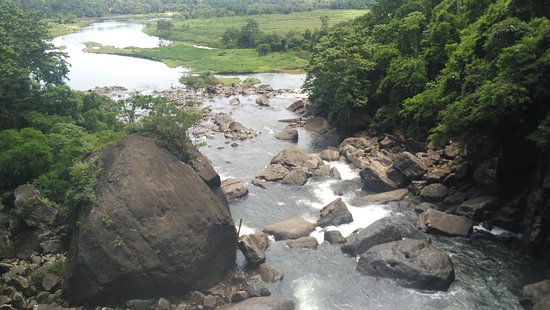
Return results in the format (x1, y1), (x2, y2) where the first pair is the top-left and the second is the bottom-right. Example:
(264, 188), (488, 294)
(144, 9), (367, 47)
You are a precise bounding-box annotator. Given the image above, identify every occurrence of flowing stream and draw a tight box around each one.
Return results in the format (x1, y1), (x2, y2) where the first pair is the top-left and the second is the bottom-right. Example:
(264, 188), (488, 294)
(54, 20), (549, 309)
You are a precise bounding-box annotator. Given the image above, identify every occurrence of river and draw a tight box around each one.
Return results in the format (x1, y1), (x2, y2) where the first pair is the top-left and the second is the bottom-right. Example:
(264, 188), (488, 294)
(54, 21), (548, 309)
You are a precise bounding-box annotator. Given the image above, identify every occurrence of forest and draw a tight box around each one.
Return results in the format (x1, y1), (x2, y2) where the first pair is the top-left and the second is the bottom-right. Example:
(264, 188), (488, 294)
(18, 0), (369, 18)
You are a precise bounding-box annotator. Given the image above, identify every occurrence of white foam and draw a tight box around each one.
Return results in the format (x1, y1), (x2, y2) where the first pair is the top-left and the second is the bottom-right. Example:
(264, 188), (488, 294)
(264, 126), (275, 134)
(292, 274), (324, 310)
(473, 225), (522, 238)
(329, 161), (359, 181)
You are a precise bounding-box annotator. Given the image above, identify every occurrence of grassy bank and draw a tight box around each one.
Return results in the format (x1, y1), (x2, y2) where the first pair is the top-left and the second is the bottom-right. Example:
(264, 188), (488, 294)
(144, 9), (367, 48)
(84, 42), (308, 73)
(46, 19), (95, 38)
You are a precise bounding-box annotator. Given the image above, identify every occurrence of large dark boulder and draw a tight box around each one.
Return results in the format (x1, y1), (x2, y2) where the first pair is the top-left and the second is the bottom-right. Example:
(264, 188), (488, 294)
(456, 196), (499, 221)
(316, 198), (353, 227)
(417, 209), (473, 237)
(342, 217), (425, 256)
(238, 233), (269, 266)
(270, 147), (310, 169)
(14, 185), (58, 230)
(357, 239), (455, 291)
(360, 161), (399, 193)
(393, 152), (428, 180)
(63, 135), (236, 304)
(419, 183), (449, 203)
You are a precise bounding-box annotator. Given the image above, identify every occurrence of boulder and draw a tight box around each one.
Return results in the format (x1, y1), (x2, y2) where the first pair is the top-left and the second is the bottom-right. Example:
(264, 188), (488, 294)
(270, 147), (310, 168)
(238, 233), (268, 266)
(221, 179), (249, 200)
(63, 135), (237, 304)
(285, 237), (318, 249)
(228, 122), (249, 132)
(229, 97), (240, 105)
(214, 114), (234, 132)
(275, 128), (298, 142)
(312, 165), (330, 178)
(281, 169), (308, 186)
(456, 196), (499, 221)
(0, 230), (14, 259)
(256, 164), (289, 182)
(360, 189), (408, 204)
(393, 152), (428, 180)
(420, 183), (449, 203)
(443, 143), (462, 159)
(263, 218), (315, 241)
(473, 158), (498, 193)
(357, 239), (455, 291)
(256, 95), (270, 107)
(251, 178), (270, 189)
(42, 273), (62, 292)
(523, 279), (550, 306)
(223, 297), (294, 310)
(360, 161), (399, 193)
(257, 264), (283, 283)
(304, 117), (330, 133)
(386, 166), (409, 187)
(14, 185), (58, 229)
(316, 198), (353, 227)
(416, 209), (473, 237)
(324, 231), (346, 244)
(319, 149), (340, 161)
(329, 167), (342, 180)
(244, 275), (270, 297)
(287, 99), (305, 112)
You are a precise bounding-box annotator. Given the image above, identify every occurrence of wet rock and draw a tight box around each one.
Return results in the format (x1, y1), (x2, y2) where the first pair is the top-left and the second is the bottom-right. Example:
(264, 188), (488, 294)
(304, 117), (330, 133)
(257, 264), (283, 283)
(228, 122), (249, 132)
(229, 97), (240, 105)
(214, 114), (234, 132)
(230, 291), (249, 303)
(221, 179), (249, 200)
(287, 99), (305, 112)
(275, 128), (298, 142)
(360, 161), (399, 193)
(263, 218), (315, 241)
(312, 165), (330, 178)
(256, 95), (270, 107)
(256, 164), (289, 182)
(341, 218), (402, 256)
(393, 152), (428, 180)
(386, 166), (409, 187)
(285, 237), (318, 249)
(251, 178), (270, 189)
(420, 183), (449, 203)
(270, 147), (310, 169)
(417, 209), (473, 237)
(324, 231), (346, 244)
(357, 239), (455, 291)
(316, 198), (353, 227)
(238, 233), (268, 266)
(281, 169), (308, 186)
(320, 149), (340, 161)
(63, 135), (237, 304)
(244, 276), (270, 297)
(456, 196), (499, 221)
(329, 167), (342, 180)
(360, 189), (408, 204)
(224, 297), (294, 310)
(408, 180), (427, 196)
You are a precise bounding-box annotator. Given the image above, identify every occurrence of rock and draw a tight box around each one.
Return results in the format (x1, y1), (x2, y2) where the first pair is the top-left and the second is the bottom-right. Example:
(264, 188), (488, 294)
(256, 95), (270, 107)
(228, 122), (249, 132)
(157, 298), (171, 310)
(256, 164), (289, 182)
(281, 169), (308, 186)
(251, 178), (270, 189)
(420, 183), (449, 203)
(221, 179), (249, 200)
(357, 239), (455, 291)
(304, 117), (330, 133)
(534, 297), (550, 310)
(257, 264), (283, 283)
(238, 233), (268, 266)
(360, 161), (399, 193)
(379, 136), (393, 149)
(473, 158), (498, 193)
(14, 185), (58, 229)
(270, 147), (310, 169)
(316, 198), (353, 227)
(214, 114), (234, 132)
(230, 291), (249, 303)
(287, 99), (305, 112)
(0, 230), (14, 259)
(341, 217), (402, 256)
(229, 97), (240, 105)
(63, 135), (237, 304)
(285, 237), (318, 249)
(244, 276), (270, 297)
(329, 167), (342, 180)
(312, 165), (330, 178)
(523, 279), (550, 306)
(126, 299), (157, 310)
(324, 231), (346, 244)
(263, 218), (315, 241)
(443, 143), (462, 159)
(275, 128), (298, 142)
(319, 149), (340, 161)
(386, 166), (409, 187)
(189, 144), (223, 188)
(408, 180), (427, 196)
(13, 230), (40, 259)
(456, 196), (499, 221)
(360, 189), (408, 204)
(188, 291), (205, 304)
(417, 209), (473, 237)
(223, 297), (294, 310)
(393, 152), (428, 180)
(42, 273), (61, 292)
(203, 295), (217, 309)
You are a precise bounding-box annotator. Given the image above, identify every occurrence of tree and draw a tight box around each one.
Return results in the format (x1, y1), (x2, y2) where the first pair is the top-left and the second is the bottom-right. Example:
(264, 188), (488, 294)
(256, 43), (271, 56)
(237, 19), (262, 48)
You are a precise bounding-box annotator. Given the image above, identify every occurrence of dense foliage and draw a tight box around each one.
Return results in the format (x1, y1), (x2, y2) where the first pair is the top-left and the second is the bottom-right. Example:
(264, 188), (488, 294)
(305, 0), (550, 150)
(18, 0), (369, 18)
(1, 1), (201, 221)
